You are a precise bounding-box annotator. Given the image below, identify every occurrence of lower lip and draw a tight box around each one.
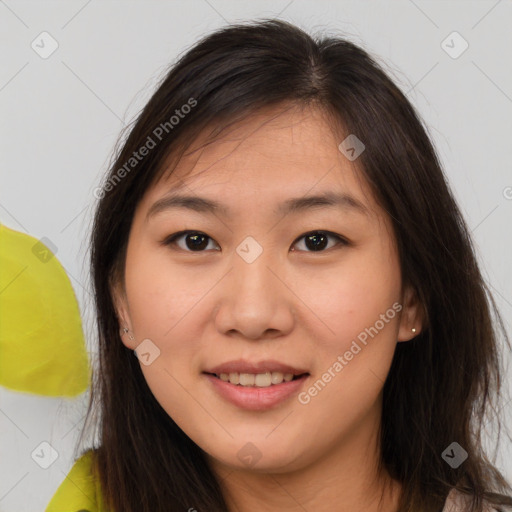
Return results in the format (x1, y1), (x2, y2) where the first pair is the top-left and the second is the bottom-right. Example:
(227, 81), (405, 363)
(204, 373), (309, 411)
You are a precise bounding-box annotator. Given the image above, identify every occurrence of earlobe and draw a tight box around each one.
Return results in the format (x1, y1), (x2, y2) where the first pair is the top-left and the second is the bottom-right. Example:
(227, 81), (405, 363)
(111, 283), (136, 349)
(397, 285), (425, 342)
(120, 326), (136, 347)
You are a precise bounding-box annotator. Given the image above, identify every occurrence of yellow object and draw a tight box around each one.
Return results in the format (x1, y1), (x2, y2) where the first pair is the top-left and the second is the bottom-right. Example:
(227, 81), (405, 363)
(45, 450), (106, 511)
(0, 223), (90, 396)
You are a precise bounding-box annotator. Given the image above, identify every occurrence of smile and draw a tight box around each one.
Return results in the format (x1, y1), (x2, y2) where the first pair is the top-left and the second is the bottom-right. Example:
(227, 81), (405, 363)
(209, 371), (306, 387)
(203, 371), (310, 411)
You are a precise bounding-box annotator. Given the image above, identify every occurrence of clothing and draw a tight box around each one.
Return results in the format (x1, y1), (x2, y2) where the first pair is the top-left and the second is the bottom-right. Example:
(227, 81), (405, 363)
(45, 450), (105, 512)
(46, 451), (506, 512)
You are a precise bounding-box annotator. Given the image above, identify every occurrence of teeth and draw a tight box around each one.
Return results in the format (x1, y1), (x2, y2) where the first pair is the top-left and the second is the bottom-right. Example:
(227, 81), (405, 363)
(217, 371), (297, 387)
(271, 372), (284, 384)
(255, 373), (271, 387)
(239, 373), (255, 386)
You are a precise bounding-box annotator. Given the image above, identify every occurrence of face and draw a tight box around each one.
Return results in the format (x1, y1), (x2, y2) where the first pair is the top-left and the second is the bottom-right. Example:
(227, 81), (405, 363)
(113, 105), (422, 476)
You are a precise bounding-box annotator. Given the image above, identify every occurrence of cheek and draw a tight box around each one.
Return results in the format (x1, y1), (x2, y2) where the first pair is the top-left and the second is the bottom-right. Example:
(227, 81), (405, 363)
(299, 251), (402, 355)
(123, 245), (207, 423)
(295, 264), (401, 435)
(296, 254), (402, 427)
(124, 244), (210, 342)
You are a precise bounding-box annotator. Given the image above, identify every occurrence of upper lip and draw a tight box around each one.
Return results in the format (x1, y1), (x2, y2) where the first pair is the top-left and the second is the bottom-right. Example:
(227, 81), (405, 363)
(205, 359), (309, 376)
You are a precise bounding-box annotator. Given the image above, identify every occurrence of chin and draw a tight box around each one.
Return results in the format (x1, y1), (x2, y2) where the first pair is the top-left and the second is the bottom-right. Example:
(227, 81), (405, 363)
(204, 439), (309, 474)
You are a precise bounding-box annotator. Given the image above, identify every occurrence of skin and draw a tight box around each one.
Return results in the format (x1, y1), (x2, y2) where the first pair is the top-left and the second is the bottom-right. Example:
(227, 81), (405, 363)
(113, 104), (424, 512)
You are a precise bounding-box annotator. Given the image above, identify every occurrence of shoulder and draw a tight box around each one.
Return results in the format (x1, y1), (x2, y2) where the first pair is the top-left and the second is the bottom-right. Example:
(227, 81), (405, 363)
(45, 449), (106, 512)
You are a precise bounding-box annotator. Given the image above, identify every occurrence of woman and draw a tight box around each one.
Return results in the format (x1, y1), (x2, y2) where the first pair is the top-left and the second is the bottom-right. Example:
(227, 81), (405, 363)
(46, 18), (512, 512)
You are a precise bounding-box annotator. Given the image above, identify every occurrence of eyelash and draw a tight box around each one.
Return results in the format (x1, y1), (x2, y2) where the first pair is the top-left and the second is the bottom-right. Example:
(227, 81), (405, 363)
(161, 230), (349, 253)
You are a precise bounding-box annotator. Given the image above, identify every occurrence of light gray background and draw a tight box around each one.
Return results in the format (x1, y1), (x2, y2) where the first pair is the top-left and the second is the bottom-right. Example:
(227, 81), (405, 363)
(1, 1), (511, 510)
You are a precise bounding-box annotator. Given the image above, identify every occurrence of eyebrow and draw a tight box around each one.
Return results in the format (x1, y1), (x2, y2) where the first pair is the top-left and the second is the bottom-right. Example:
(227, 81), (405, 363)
(146, 191), (370, 221)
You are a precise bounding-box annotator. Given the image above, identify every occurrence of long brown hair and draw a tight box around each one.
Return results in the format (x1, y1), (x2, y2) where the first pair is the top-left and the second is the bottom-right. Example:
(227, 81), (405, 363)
(78, 19), (512, 511)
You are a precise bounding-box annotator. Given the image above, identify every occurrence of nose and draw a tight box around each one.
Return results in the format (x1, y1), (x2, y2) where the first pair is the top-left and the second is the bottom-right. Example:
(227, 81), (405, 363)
(213, 246), (295, 341)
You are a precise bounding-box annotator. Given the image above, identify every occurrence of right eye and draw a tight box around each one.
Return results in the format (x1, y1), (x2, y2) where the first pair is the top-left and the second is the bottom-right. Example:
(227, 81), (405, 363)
(162, 230), (220, 252)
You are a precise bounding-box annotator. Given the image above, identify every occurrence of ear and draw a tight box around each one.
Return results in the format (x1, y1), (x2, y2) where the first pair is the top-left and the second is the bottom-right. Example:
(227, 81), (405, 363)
(111, 280), (137, 350)
(397, 284), (425, 342)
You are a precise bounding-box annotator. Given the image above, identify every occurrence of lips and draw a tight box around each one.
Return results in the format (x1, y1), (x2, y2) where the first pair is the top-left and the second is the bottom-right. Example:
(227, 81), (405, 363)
(203, 359), (310, 410)
(204, 359), (309, 376)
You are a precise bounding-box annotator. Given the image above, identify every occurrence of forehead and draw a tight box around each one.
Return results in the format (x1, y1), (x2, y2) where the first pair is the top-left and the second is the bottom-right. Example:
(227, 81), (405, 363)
(140, 104), (379, 219)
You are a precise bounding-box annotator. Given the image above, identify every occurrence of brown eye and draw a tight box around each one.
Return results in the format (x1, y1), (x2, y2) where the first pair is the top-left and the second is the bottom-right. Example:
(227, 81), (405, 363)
(163, 231), (219, 252)
(291, 231), (348, 252)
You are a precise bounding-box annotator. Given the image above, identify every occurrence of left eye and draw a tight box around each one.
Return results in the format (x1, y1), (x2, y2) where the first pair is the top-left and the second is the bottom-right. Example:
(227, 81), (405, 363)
(291, 231), (348, 252)
(162, 230), (348, 253)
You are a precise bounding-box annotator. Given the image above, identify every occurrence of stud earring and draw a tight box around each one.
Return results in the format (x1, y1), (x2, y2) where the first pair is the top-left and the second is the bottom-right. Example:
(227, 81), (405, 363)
(122, 327), (135, 341)
(411, 328), (417, 333)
